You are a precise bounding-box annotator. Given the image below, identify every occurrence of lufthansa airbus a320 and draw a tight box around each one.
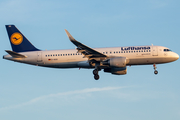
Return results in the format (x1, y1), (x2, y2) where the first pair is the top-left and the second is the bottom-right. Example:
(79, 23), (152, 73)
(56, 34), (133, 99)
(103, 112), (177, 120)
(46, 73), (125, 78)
(3, 25), (179, 80)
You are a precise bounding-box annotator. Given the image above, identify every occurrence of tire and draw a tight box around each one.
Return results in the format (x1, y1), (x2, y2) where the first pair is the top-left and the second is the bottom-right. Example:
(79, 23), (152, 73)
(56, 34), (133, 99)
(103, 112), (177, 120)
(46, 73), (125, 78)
(154, 70), (158, 75)
(94, 74), (100, 80)
(93, 69), (98, 75)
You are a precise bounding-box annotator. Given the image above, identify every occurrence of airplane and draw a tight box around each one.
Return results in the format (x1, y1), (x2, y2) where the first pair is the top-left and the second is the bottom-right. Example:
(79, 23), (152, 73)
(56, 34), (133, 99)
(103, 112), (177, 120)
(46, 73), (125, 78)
(3, 25), (179, 80)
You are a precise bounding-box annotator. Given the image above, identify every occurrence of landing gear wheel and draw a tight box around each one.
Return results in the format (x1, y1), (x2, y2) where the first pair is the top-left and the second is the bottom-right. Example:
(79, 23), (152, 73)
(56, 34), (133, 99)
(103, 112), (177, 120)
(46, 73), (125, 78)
(93, 67), (101, 80)
(94, 74), (100, 80)
(154, 70), (158, 75)
(153, 64), (158, 75)
(93, 69), (98, 75)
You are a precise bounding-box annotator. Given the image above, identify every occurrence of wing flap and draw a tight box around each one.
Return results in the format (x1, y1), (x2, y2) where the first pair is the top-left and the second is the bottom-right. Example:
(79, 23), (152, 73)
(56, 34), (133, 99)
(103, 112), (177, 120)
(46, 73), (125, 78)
(5, 50), (27, 58)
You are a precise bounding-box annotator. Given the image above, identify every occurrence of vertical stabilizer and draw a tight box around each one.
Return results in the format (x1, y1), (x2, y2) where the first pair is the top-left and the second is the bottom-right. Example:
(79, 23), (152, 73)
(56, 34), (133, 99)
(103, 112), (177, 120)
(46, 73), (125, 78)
(5, 25), (40, 52)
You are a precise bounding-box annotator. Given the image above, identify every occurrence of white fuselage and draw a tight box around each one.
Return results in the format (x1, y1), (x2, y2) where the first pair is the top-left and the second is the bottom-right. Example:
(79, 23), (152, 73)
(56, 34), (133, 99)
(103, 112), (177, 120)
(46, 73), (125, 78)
(3, 45), (179, 69)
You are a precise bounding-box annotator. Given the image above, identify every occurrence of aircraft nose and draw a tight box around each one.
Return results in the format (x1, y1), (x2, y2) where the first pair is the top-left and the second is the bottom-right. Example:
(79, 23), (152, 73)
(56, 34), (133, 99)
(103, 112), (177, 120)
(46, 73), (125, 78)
(173, 53), (179, 60)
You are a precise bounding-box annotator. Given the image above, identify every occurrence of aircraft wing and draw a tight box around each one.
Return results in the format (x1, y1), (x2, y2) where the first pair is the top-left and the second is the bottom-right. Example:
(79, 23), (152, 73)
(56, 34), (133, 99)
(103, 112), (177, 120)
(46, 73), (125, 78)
(65, 29), (107, 61)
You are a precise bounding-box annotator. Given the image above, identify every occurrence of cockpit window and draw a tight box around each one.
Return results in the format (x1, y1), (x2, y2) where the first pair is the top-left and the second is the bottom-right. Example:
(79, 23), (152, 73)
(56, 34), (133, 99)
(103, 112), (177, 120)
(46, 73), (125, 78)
(164, 49), (172, 52)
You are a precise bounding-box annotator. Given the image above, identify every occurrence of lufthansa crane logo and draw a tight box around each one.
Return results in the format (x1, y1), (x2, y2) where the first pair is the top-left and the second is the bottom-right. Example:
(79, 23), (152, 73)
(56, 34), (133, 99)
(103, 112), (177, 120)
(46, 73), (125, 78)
(10, 33), (23, 45)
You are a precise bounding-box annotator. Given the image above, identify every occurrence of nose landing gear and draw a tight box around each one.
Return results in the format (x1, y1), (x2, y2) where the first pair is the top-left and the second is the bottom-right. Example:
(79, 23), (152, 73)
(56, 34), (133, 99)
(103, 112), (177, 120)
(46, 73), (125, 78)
(153, 64), (158, 75)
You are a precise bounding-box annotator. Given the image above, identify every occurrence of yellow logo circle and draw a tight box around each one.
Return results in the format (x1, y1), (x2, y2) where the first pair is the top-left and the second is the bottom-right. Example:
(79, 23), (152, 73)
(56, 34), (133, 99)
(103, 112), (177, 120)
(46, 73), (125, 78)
(10, 33), (23, 45)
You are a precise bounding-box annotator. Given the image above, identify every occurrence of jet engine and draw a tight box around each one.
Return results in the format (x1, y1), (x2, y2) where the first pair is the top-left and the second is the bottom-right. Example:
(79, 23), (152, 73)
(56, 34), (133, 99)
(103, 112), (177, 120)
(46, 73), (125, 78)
(103, 57), (129, 67)
(104, 67), (127, 75)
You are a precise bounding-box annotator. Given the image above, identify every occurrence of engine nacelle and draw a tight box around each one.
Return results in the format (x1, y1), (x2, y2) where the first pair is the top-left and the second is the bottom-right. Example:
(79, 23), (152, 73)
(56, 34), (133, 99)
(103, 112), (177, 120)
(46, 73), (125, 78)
(104, 67), (127, 75)
(103, 57), (129, 67)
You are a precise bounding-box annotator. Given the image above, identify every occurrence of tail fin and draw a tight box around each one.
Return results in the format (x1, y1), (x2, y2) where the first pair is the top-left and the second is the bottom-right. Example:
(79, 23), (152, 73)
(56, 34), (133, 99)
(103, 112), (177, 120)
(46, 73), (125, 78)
(5, 25), (40, 52)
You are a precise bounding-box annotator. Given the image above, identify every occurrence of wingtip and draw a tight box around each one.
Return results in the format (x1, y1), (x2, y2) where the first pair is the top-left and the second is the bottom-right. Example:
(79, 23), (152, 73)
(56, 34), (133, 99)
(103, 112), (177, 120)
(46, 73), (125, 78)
(65, 29), (75, 41)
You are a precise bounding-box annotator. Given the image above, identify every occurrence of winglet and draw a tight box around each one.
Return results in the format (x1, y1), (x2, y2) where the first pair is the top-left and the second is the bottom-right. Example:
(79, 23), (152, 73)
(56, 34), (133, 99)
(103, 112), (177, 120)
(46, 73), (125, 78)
(64, 29), (107, 59)
(65, 29), (75, 41)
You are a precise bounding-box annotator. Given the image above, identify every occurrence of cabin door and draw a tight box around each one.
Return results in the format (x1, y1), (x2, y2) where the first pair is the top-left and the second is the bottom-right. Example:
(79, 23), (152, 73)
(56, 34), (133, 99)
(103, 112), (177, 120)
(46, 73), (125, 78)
(37, 52), (42, 62)
(152, 46), (158, 56)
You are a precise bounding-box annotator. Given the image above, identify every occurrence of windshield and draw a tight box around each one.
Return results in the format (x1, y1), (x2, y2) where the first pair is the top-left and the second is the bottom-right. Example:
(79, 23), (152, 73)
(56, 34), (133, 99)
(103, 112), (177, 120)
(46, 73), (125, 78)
(164, 49), (172, 52)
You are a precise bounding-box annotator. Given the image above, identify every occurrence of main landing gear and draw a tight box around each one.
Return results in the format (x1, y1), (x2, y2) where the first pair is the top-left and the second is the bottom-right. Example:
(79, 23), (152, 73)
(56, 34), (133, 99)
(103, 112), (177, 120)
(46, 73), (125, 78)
(93, 69), (100, 80)
(153, 64), (158, 75)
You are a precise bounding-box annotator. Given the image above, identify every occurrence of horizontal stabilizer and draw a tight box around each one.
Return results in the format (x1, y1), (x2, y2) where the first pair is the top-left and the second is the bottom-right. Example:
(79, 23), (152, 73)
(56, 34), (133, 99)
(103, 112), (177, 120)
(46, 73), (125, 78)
(5, 50), (26, 58)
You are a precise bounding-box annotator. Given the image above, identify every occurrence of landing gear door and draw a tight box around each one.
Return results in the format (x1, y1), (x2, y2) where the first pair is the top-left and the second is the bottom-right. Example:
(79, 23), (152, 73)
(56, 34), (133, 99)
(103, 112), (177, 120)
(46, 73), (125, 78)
(152, 46), (158, 56)
(37, 52), (42, 62)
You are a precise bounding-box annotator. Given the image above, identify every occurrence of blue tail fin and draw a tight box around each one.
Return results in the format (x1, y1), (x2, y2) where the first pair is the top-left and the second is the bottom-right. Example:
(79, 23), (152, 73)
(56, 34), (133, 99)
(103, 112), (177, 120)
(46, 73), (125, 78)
(5, 25), (40, 52)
